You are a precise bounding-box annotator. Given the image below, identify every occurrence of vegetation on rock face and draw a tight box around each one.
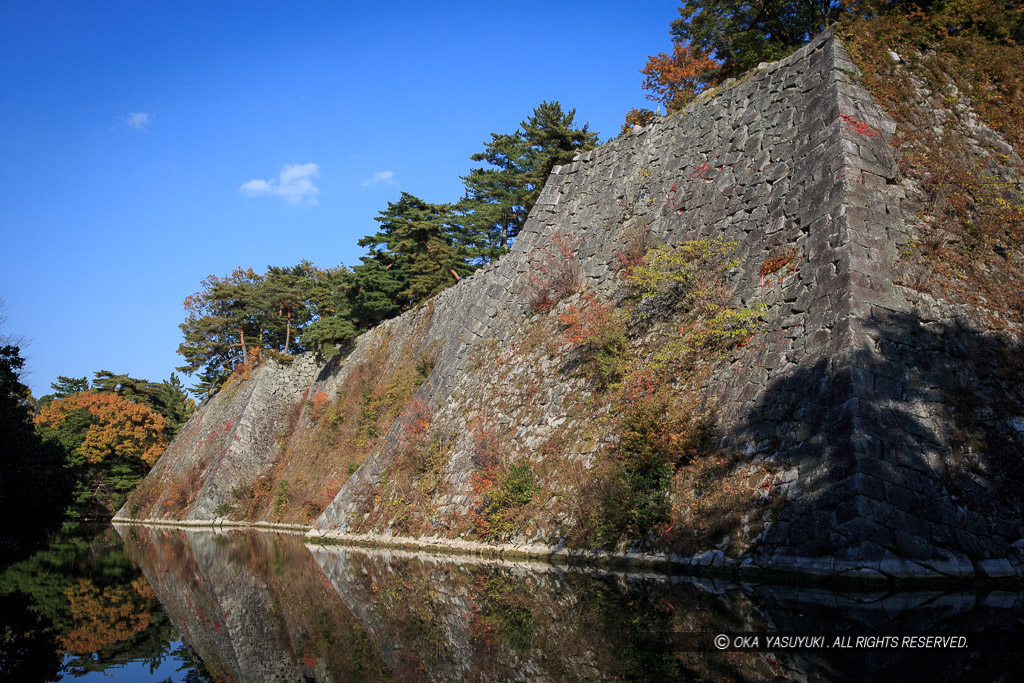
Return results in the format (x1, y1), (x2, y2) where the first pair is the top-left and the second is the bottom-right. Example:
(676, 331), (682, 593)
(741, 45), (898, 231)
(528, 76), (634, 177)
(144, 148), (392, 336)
(564, 238), (767, 549)
(216, 316), (440, 526)
(527, 231), (583, 314)
(473, 459), (539, 539)
(338, 230), (770, 551)
(840, 2), (1024, 321)
(557, 293), (627, 389)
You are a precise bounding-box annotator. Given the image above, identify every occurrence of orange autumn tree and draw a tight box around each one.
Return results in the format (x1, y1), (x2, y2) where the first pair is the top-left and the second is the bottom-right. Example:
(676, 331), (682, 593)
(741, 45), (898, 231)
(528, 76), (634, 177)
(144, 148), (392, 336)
(620, 107), (659, 135)
(623, 43), (719, 134)
(59, 577), (157, 655)
(36, 391), (167, 516)
(641, 43), (719, 112)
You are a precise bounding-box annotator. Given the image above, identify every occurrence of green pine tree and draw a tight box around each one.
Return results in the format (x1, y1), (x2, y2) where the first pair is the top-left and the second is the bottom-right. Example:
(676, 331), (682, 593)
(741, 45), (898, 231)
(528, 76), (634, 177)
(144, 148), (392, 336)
(458, 101), (598, 260)
(354, 192), (473, 317)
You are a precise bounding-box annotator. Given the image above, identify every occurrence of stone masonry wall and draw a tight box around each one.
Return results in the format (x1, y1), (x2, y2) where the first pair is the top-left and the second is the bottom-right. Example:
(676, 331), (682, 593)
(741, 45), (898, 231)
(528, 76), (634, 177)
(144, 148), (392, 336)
(115, 355), (319, 521)
(124, 31), (1024, 580)
(317, 30), (1024, 578)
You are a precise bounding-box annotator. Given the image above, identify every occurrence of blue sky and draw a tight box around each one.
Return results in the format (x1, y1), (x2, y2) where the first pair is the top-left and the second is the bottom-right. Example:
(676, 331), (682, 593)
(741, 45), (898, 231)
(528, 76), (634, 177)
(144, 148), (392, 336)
(0, 0), (679, 398)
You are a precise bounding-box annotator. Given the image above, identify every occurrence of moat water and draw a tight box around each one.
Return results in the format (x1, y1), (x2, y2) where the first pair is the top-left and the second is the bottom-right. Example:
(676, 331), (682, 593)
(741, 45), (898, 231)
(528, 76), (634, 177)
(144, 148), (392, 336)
(2, 524), (1023, 681)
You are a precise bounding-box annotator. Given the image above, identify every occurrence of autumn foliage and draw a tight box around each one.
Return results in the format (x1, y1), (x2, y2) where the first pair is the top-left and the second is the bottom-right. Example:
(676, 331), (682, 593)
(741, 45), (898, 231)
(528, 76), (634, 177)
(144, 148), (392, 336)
(527, 231), (581, 313)
(640, 44), (719, 112)
(59, 577), (156, 654)
(36, 391), (167, 467)
(620, 107), (658, 135)
(35, 390), (168, 517)
(558, 293), (627, 388)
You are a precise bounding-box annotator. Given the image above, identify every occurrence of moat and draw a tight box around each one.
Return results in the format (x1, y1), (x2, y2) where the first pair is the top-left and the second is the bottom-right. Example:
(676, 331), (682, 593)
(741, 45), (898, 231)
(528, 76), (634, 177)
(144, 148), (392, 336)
(2, 524), (1023, 681)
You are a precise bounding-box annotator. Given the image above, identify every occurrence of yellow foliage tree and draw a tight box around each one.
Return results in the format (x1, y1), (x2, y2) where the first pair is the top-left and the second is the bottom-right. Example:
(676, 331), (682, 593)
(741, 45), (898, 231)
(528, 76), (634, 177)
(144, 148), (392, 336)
(619, 107), (658, 135)
(59, 577), (156, 654)
(36, 391), (167, 466)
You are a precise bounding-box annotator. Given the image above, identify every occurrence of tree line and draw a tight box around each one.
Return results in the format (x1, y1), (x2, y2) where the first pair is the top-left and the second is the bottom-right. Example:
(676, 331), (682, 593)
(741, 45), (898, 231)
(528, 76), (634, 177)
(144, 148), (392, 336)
(177, 101), (600, 394)
(1, 311), (196, 554)
(623, 0), (1023, 132)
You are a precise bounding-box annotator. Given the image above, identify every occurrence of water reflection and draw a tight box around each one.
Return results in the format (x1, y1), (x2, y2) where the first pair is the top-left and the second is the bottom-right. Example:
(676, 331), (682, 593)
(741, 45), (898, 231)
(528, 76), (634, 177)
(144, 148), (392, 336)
(117, 525), (392, 682)
(117, 526), (1024, 682)
(0, 523), (208, 682)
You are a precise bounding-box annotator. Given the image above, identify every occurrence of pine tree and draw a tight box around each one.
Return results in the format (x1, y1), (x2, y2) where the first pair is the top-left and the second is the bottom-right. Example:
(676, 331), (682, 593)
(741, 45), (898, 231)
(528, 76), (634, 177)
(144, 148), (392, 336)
(459, 132), (531, 260)
(300, 266), (358, 359)
(519, 101), (599, 206)
(458, 102), (598, 259)
(262, 261), (317, 353)
(177, 268), (268, 393)
(354, 193), (471, 315)
(38, 375), (90, 408)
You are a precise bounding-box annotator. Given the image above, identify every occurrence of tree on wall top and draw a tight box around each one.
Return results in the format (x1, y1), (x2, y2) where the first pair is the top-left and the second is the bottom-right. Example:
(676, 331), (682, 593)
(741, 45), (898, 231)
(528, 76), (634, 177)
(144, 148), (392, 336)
(672, 0), (844, 78)
(459, 101), (599, 260)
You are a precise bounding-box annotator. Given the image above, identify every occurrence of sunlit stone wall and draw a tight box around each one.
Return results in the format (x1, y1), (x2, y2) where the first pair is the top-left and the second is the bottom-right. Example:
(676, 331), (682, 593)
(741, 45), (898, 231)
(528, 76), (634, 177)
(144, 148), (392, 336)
(126, 30), (1024, 580)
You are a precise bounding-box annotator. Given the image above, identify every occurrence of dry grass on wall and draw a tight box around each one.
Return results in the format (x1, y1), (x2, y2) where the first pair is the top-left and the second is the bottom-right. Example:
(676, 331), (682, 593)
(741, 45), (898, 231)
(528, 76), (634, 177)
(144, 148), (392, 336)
(222, 315), (441, 525)
(841, 11), (1024, 323)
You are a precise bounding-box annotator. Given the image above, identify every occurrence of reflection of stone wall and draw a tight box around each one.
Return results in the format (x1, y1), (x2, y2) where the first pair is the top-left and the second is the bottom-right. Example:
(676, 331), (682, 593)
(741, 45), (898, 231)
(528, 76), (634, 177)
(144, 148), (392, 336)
(309, 546), (613, 681)
(116, 525), (391, 682)
(119, 526), (1024, 682)
(124, 28), (1024, 579)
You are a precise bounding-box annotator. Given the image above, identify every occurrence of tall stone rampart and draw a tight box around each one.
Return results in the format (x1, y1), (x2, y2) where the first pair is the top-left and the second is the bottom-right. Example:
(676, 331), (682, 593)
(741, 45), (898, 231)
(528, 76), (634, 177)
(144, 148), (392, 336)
(122, 30), (1024, 581)
(115, 355), (320, 521)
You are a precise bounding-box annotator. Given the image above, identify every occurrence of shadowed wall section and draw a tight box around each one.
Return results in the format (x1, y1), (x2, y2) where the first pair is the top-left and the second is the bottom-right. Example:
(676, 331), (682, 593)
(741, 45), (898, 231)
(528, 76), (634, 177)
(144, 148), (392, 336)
(119, 31), (1024, 580)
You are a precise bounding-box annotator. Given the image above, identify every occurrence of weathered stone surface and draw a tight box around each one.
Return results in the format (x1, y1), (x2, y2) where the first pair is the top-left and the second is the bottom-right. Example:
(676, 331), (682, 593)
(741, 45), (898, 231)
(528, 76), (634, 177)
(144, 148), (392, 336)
(122, 30), (1024, 580)
(115, 356), (319, 522)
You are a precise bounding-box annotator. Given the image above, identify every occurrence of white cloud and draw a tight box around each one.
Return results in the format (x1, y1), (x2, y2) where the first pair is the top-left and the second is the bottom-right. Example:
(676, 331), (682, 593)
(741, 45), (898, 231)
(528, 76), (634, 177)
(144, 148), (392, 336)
(124, 112), (153, 130)
(239, 162), (320, 205)
(361, 170), (396, 187)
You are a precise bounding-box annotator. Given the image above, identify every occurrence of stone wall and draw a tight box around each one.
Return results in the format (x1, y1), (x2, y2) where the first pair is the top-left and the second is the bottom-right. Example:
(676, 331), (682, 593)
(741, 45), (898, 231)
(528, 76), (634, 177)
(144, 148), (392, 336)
(115, 355), (319, 521)
(122, 30), (1024, 580)
(118, 526), (388, 681)
(315, 33), (871, 537)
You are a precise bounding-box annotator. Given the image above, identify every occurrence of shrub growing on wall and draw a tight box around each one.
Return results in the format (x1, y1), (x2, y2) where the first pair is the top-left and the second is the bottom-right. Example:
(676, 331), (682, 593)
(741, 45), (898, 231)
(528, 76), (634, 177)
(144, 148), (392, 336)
(563, 239), (765, 548)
